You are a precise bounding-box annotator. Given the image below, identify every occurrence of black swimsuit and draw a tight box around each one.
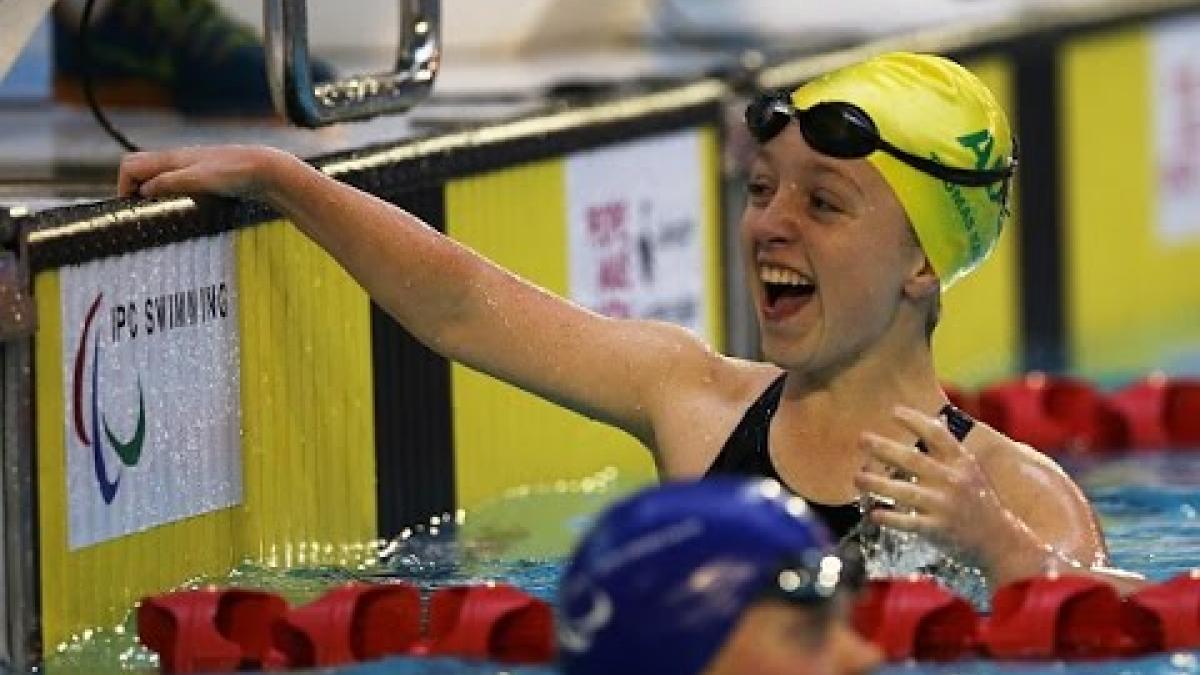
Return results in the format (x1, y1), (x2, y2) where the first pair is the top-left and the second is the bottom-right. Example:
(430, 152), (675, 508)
(705, 373), (975, 541)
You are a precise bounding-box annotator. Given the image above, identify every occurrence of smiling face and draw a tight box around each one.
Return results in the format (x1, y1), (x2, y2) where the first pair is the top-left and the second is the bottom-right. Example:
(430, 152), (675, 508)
(741, 120), (936, 375)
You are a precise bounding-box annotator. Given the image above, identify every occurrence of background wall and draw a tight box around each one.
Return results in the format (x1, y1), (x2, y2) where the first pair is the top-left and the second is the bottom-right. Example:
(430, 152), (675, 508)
(1062, 17), (1200, 382)
(934, 57), (1022, 387)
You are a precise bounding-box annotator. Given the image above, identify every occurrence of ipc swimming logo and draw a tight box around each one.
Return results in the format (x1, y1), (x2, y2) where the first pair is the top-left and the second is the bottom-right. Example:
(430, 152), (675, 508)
(71, 293), (147, 505)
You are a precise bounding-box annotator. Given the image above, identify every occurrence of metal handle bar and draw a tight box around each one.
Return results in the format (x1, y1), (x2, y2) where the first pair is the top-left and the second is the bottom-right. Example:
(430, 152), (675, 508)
(264, 0), (440, 127)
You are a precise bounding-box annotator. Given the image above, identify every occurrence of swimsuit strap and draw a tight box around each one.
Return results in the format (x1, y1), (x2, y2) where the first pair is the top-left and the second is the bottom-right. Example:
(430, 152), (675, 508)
(916, 403), (975, 452)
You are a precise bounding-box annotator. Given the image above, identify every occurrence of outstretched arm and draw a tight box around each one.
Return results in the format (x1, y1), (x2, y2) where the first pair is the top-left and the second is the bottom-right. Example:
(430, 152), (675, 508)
(119, 145), (718, 447)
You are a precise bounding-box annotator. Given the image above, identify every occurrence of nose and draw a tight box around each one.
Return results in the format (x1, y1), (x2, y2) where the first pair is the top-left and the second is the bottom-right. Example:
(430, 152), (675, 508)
(743, 188), (803, 250)
(830, 623), (884, 674)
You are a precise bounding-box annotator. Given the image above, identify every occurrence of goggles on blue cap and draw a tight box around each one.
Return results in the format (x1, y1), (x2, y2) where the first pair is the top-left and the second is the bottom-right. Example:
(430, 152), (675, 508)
(558, 478), (857, 675)
(759, 552), (864, 609)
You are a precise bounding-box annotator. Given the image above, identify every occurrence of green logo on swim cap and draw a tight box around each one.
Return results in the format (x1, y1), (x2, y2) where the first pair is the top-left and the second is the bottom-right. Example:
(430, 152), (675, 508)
(932, 129), (1010, 263)
(957, 129), (1008, 206)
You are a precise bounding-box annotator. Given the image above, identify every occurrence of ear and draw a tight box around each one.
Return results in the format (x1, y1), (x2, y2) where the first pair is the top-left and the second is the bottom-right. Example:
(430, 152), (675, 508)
(903, 253), (940, 301)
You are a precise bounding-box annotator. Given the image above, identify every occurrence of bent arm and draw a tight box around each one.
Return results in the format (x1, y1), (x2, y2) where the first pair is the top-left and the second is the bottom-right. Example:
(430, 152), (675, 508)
(120, 146), (714, 446)
(860, 412), (1146, 595)
(987, 449), (1146, 594)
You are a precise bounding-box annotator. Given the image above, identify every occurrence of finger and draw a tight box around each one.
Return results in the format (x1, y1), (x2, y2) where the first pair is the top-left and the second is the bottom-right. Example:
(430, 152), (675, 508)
(854, 471), (946, 514)
(860, 432), (947, 481)
(117, 150), (190, 197)
(138, 169), (207, 198)
(860, 450), (889, 476)
(868, 507), (940, 537)
(894, 406), (967, 462)
(116, 164), (140, 198)
(858, 457), (890, 479)
(117, 153), (152, 198)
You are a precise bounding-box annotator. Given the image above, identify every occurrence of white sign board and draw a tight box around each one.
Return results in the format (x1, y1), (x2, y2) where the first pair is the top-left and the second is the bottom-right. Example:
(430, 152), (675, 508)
(1153, 15), (1200, 243)
(60, 234), (242, 549)
(566, 129), (711, 341)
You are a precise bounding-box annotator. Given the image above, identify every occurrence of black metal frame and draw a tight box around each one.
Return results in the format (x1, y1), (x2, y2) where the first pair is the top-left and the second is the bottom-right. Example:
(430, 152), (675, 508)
(21, 91), (725, 272)
(368, 188), (456, 538)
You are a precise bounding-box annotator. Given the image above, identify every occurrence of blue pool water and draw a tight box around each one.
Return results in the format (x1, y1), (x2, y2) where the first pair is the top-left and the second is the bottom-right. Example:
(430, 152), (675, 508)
(44, 454), (1200, 674)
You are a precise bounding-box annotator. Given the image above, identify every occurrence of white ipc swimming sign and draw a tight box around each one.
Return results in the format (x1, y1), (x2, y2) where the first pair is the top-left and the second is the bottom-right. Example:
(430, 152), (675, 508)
(566, 129), (711, 342)
(1153, 15), (1200, 244)
(59, 234), (242, 550)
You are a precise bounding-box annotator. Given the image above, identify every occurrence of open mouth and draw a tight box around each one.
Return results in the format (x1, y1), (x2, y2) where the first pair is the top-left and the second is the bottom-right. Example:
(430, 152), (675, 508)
(760, 264), (816, 321)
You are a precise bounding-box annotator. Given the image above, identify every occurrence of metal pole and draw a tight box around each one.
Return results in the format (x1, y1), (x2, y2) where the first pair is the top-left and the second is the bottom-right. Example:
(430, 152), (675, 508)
(1, 336), (38, 669)
(0, 223), (39, 668)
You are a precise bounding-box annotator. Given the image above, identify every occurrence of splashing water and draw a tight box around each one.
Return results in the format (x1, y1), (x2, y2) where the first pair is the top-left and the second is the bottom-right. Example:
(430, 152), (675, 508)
(859, 523), (990, 607)
(853, 454), (992, 605)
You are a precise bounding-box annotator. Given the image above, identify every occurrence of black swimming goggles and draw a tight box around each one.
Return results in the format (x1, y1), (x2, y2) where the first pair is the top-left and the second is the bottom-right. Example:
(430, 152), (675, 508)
(758, 549), (866, 608)
(745, 90), (1016, 188)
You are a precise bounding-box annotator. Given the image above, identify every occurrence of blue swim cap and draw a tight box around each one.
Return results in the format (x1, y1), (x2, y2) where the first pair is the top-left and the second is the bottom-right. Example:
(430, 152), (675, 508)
(558, 478), (840, 675)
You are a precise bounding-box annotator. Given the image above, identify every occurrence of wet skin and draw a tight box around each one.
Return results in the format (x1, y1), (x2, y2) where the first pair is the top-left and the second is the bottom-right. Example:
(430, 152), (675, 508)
(116, 135), (1138, 592)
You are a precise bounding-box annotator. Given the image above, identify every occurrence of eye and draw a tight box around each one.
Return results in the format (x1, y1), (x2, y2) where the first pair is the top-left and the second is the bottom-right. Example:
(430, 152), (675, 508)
(810, 191), (841, 214)
(746, 177), (774, 205)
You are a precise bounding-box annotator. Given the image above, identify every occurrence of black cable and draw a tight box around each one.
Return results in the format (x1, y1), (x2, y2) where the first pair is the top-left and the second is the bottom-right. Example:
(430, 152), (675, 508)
(80, 0), (141, 151)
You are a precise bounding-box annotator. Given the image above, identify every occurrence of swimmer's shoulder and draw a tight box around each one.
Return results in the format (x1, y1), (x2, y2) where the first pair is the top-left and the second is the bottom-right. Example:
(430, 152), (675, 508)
(637, 319), (777, 404)
(963, 418), (1109, 559)
(963, 420), (1071, 481)
(675, 352), (780, 412)
(645, 347), (781, 476)
(964, 421), (1095, 526)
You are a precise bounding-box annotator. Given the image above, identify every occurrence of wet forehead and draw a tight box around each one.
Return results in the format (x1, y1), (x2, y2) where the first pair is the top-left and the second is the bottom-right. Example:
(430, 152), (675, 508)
(750, 130), (910, 225)
(751, 136), (874, 199)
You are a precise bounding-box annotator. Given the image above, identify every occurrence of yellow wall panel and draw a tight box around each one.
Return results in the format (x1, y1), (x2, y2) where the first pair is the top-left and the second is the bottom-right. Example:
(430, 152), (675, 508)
(235, 221), (378, 567)
(934, 57), (1021, 386)
(1062, 27), (1200, 376)
(700, 127), (727, 350)
(446, 159), (657, 510)
(35, 222), (377, 652)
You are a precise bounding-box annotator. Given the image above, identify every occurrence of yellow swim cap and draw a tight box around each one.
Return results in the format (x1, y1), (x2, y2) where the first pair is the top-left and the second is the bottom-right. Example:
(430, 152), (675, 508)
(789, 52), (1015, 288)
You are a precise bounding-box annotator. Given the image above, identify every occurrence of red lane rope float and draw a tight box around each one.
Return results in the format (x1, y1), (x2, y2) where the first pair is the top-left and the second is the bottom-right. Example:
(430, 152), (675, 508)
(853, 573), (1200, 663)
(852, 578), (978, 661)
(976, 375), (1073, 452)
(1123, 571), (1200, 652)
(137, 583), (556, 673)
(137, 588), (287, 673)
(141, 573), (1200, 669)
(962, 374), (1200, 454)
(1097, 376), (1200, 452)
(977, 374), (1120, 453)
(413, 584), (556, 663)
(268, 583), (423, 668)
(1106, 377), (1172, 450)
(983, 576), (1128, 659)
(1163, 379), (1200, 447)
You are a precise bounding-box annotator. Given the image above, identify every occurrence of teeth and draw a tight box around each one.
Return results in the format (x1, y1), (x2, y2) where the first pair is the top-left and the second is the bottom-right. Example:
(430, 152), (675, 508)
(759, 264), (812, 287)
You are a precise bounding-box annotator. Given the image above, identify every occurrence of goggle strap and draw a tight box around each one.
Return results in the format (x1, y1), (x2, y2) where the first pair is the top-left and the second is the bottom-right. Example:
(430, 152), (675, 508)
(876, 137), (1015, 187)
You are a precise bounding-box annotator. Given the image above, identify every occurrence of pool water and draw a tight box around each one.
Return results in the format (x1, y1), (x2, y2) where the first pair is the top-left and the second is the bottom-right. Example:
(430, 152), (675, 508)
(42, 455), (1200, 674)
